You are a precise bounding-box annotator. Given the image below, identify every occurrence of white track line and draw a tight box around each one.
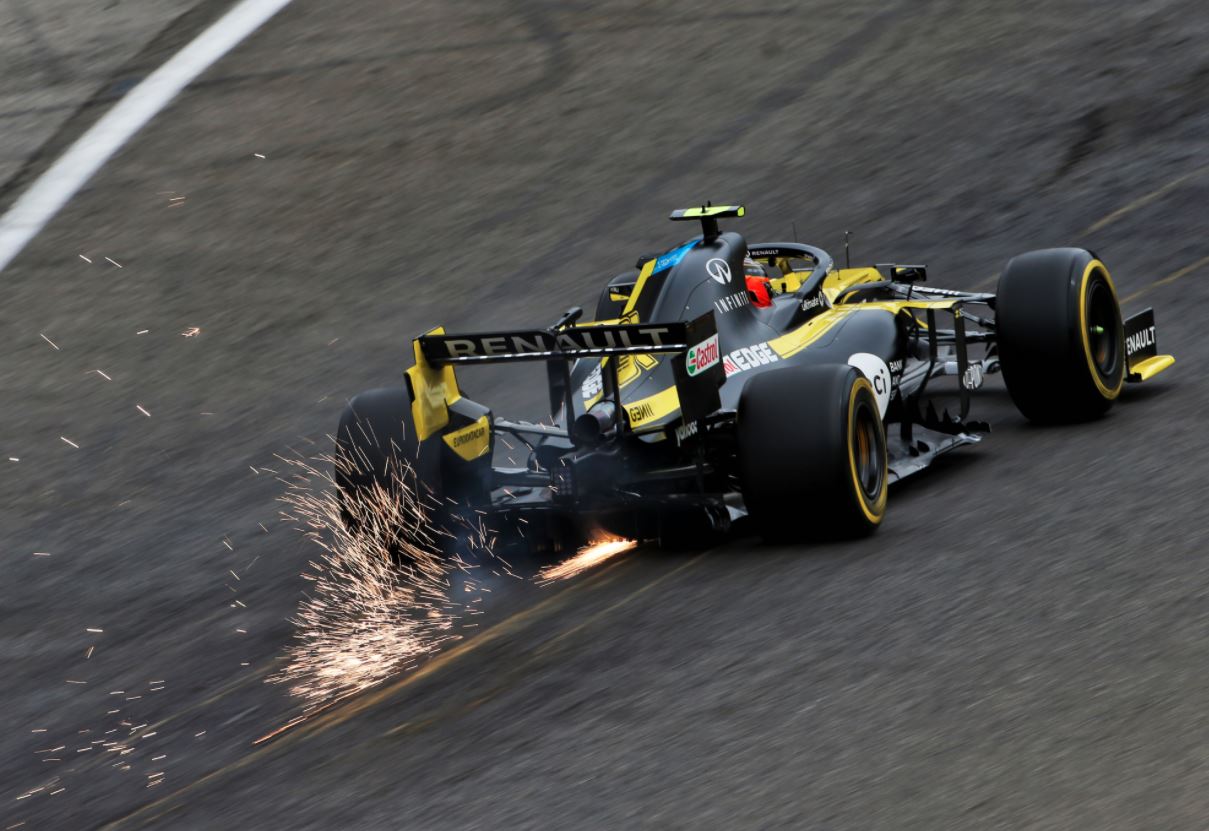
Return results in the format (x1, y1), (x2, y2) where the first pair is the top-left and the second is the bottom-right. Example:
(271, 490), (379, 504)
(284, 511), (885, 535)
(0, 0), (295, 273)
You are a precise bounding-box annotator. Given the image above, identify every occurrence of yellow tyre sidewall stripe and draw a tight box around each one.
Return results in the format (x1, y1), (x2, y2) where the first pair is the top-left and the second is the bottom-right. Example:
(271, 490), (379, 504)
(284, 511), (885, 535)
(847, 377), (887, 524)
(1078, 260), (1124, 401)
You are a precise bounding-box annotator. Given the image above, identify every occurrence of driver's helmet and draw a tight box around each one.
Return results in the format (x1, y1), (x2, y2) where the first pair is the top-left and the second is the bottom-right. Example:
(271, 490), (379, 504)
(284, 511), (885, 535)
(743, 255), (774, 308)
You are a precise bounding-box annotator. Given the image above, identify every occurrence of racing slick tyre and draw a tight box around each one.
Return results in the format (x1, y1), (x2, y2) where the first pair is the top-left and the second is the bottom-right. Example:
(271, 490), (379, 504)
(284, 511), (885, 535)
(334, 387), (448, 558)
(737, 364), (888, 541)
(995, 248), (1125, 423)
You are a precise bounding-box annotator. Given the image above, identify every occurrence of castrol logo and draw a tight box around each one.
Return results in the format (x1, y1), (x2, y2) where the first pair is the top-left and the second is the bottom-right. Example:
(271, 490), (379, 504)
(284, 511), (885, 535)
(686, 334), (720, 376)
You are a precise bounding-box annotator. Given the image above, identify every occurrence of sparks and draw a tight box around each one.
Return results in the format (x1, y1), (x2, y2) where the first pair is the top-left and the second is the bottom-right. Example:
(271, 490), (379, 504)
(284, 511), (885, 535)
(91, 369), (112, 381)
(60, 436), (79, 449)
(105, 257), (123, 268)
(39, 333), (60, 350)
(265, 450), (476, 722)
(79, 254), (92, 263)
(135, 404), (151, 417)
(537, 533), (637, 583)
(181, 326), (201, 337)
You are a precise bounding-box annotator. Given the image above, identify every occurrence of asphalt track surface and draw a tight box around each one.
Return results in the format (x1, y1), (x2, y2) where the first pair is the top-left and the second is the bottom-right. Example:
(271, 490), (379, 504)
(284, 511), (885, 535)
(4, 0), (1209, 827)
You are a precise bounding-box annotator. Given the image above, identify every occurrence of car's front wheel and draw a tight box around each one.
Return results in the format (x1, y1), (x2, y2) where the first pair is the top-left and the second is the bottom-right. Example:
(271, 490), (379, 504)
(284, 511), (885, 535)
(995, 247), (1125, 422)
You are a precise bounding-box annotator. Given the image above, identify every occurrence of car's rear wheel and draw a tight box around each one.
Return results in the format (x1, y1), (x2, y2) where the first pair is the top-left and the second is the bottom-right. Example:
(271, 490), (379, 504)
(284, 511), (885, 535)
(995, 247), (1125, 422)
(737, 364), (888, 541)
(335, 387), (450, 558)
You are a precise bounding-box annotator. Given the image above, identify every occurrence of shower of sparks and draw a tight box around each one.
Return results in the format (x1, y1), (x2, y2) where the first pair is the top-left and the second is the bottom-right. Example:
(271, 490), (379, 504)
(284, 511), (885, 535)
(60, 437), (79, 449)
(254, 153), (266, 159)
(79, 254), (92, 263)
(180, 326), (201, 337)
(91, 369), (112, 381)
(135, 404), (151, 417)
(266, 449), (488, 720)
(39, 333), (60, 350)
(537, 533), (637, 584)
(136, 329), (149, 335)
(105, 257), (123, 268)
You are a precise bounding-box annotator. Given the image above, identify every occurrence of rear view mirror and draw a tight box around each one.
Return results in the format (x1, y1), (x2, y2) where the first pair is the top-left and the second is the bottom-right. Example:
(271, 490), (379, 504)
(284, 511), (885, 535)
(876, 263), (927, 283)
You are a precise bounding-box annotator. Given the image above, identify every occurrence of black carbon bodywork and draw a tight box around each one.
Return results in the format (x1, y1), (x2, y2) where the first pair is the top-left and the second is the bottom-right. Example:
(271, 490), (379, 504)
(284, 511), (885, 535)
(409, 219), (1002, 542)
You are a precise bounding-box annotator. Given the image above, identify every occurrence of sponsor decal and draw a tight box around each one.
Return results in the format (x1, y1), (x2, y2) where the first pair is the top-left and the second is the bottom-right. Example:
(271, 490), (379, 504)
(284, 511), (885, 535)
(627, 402), (656, 424)
(722, 342), (780, 377)
(747, 248), (779, 259)
(888, 359), (904, 375)
(426, 324), (681, 360)
(686, 333), (720, 376)
(962, 364), (984, 390)
(1126, 325), (1156, 356)
(714, 290), (749, 314)
(451, 424), (487, 447)
(674, 420), (699, 445)
(799, 292), (827, 312)
(847, 352), (892, 416)
(654, 241), (697, 272)
(706, 258), (732, 285)
(581, 364), (603, 401)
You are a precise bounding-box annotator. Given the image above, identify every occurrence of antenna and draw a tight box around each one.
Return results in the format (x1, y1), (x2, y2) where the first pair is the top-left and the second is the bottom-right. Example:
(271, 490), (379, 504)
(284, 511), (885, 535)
(844, 230), (852, 269)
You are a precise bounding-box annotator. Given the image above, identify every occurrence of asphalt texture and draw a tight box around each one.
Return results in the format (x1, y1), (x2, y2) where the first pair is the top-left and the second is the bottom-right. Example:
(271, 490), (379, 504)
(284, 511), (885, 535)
(3, 0), (1209, 827)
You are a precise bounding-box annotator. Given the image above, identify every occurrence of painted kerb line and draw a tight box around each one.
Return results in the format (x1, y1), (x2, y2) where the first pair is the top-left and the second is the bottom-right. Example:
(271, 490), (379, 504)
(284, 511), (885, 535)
(0, 0), (296, 273)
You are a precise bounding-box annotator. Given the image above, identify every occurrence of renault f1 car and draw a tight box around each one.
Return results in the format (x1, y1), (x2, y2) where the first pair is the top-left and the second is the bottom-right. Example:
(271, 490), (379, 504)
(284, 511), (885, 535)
(336, 204), (1174, 550)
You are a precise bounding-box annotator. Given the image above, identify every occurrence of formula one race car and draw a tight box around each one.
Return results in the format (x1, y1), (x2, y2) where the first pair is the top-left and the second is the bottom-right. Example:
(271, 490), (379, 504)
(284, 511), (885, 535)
(336, 204), (1174, 551)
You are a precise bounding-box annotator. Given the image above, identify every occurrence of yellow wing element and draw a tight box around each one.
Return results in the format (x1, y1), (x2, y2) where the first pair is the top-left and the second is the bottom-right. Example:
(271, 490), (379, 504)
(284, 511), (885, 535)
(669, 204), (745, 219)
(405, 326), (463, 441)
(1128, 354), (1175, 381)
(442, 415), (491, 461)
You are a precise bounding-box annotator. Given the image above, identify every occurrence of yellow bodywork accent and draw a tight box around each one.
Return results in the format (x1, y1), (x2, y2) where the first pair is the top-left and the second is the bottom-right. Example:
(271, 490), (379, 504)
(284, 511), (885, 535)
(405, 326), (463, 441)
(621, 258), (658, 318)
(1128, 354), (1175, 382)
(442, 415), (491, 461)
(623, 386), (681, 431)
(822, 267), (882, 302)
(768, 269), (810, 294)
(1078, 260), (1124, 401)
(766, 309), (847, 358)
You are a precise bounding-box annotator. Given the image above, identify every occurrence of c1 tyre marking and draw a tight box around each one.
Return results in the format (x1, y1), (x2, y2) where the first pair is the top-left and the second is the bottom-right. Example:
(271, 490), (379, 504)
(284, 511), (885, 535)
(1078, 260), (1123, 401)
(846, 378), (887, 525)
(847, 352), (891, 416)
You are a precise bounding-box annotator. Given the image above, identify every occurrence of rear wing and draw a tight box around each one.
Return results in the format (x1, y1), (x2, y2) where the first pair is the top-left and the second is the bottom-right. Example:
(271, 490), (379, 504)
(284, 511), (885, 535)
(413, 313), (724, 435)
(419, 321), (690, 365)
